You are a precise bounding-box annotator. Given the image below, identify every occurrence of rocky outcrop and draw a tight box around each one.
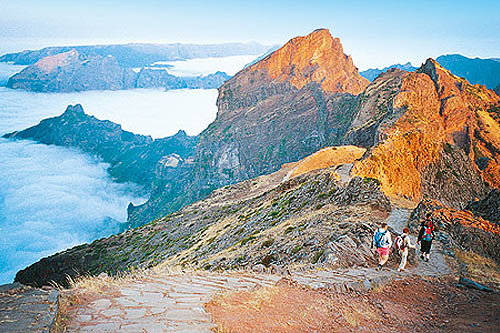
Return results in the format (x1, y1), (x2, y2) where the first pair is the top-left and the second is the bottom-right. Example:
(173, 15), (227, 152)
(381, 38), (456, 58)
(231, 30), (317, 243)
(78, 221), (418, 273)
(129, 29), (368, 225)
(466, 189), (500, 224)
(3, 104), (198, 205)
(360, 62), (417, 82)
(15, 163), (391, 287)
(409, 199), (500, 264)
(7, 50), (137, 92)
(0, 42), (271, 67)
(348, 59), (500, 208)
(136, 69), (230, 90)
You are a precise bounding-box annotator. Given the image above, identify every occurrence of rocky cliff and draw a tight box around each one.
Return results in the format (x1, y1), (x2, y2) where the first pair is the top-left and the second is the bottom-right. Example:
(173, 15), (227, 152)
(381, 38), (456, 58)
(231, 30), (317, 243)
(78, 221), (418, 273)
(465, 189), (500, 224)
(3, 104), (198, 208)
(347, 59), (500, 208)
(128, 28), (369, 225)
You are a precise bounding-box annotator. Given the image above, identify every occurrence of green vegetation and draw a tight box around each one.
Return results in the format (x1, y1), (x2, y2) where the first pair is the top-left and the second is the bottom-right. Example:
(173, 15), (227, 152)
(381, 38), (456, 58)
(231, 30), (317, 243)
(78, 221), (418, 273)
(261, 239), (274, 248)
(443, 142), (454, 154)
(363, 177), (380, 185)
(291, 245), (302, 255)
(312, 249), (325, 264)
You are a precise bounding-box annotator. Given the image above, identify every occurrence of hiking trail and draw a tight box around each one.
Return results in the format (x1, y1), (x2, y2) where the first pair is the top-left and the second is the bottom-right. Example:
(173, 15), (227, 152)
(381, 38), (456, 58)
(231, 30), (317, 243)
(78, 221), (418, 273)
(1, 206), (457, 332)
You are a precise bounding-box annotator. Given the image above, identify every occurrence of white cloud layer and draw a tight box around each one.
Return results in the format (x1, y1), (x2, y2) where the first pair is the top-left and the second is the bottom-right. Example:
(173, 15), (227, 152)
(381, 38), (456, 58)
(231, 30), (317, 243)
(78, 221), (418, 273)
(0, 55), (240, 283)
(155, 55), (258, 77)
(0, 139), (144, 284)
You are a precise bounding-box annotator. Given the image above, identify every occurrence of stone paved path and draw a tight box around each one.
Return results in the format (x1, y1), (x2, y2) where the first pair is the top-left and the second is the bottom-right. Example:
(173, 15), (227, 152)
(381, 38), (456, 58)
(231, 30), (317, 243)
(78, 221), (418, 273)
(66, 272), (280, 332)
(0, 282), (58, 332)
(63, 207), (454, 332)
(290, 207), (452, 291)
(385, 207), (452, 277)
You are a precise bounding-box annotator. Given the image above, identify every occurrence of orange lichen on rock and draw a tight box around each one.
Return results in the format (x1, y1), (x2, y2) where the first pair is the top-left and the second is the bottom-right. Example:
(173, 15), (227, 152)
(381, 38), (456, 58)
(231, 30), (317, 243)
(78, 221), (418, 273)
(246, 29), (369, 95)
(289, 145), (366, 179)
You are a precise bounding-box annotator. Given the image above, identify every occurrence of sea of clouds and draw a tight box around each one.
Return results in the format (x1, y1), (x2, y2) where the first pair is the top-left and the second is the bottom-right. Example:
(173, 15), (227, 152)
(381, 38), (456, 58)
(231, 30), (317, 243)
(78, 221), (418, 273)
(153, 54), (257, 77)
(0, 53), (254, 284)
(0, 139), (144, 283)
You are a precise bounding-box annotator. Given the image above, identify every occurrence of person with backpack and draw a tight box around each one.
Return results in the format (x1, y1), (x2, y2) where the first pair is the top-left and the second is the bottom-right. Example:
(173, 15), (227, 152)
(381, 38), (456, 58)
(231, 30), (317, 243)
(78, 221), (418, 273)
(395, 227), (415, 272)
(372, 222), (392, 271)
(417, 214), (434, 262)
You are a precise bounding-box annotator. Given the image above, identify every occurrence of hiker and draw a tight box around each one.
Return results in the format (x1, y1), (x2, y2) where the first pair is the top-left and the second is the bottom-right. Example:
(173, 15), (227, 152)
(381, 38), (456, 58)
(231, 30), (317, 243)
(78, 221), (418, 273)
(417, 213), (434, 262)
(372, 222), (392, 271)
(395, 227), (415, 272)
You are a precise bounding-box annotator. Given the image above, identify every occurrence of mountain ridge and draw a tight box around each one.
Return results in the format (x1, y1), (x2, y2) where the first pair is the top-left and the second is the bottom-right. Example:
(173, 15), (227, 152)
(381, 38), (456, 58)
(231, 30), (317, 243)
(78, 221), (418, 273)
(0, 42), (272, 67)
(6, 49), (232, 92)
(3, 104), (199, 210)
(6, 30), (500, 288)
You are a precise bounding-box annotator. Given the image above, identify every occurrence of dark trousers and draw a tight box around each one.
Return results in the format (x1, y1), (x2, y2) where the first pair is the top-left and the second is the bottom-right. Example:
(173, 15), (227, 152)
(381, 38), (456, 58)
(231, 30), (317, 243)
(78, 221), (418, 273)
(420, 240), (432, 254)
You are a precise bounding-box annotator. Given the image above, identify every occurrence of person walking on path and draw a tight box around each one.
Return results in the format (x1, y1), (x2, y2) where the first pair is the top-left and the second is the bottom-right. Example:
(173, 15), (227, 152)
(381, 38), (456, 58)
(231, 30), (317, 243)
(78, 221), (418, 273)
(372, 222), (392, 271)
(417, 214), (435, 262)
(395, 227), (415, 272)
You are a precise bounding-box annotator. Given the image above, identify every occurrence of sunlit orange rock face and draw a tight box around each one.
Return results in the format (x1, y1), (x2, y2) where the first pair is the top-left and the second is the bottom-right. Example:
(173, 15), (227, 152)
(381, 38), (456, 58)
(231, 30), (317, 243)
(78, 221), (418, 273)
(216, 28), (368, 118)
(249, 28), (369, 95)
(349, 60), (500, 208)
(196, 29), (367, 190)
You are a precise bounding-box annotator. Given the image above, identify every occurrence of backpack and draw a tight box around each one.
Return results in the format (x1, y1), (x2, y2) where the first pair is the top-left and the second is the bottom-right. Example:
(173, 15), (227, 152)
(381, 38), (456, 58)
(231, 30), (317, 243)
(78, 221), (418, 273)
(422, 226), (433, 241)
(395, 234), (405, 251)
(373, 229), (387, 248)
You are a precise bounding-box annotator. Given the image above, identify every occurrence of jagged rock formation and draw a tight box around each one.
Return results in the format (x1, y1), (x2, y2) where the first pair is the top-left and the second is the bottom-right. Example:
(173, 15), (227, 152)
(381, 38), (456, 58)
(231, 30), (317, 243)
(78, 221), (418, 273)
(0, 42), (271, 67)
(7, 50), (137, 92)
(466, 189), (500, 224)
(136, 69), (230, 90)
(348, 60), (500, 208)
(129, 28), (369, 225)
(436, 54), (500, 90)
(15, 163), (391, 287)
(3, 104), (198, 203)
(360, 62), (417, 82)
(409, 199), (500, 264)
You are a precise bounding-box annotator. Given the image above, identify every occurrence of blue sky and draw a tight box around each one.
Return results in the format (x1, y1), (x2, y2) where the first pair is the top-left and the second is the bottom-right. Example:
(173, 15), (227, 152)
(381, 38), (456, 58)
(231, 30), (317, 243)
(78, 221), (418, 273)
(1, 0), (499, 69)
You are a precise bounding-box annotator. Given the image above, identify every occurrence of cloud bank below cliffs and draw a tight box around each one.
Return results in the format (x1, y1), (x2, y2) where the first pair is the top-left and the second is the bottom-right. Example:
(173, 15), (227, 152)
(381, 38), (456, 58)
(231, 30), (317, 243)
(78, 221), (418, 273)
(0, 139), (145, 284)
